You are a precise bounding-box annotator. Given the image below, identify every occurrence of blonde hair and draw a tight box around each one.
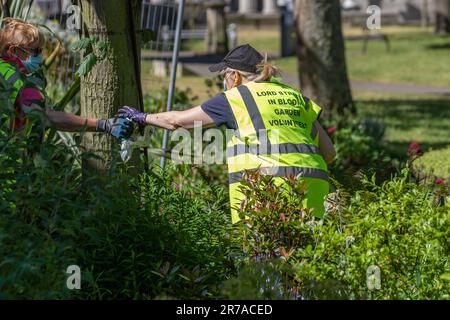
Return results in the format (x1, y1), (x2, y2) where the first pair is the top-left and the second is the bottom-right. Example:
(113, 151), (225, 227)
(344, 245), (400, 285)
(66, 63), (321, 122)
(0, 18), (44, 55)
(222, 54), (280, 83)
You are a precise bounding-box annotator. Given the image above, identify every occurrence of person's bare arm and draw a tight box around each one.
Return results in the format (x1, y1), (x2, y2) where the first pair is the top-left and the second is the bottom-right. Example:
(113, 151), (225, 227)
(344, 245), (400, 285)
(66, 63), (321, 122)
(145, 106), (215, 130)
(315, 121), (336, 164)
(24, 102), (98, 132)
(46, 109), (98, 132)
(20, 87), (99, 132)
(45, 108), (132, 138)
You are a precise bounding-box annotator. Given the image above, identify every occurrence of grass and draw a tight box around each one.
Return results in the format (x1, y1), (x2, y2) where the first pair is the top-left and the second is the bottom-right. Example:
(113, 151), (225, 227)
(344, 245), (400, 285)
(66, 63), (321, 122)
(356, 91), (450, 179)
(354, 93), (450, 156)
(141, 60), (217, 104)
(275, 31), (450, 88)
(181, 26), (432, 57)
(183, 26), (450, 87)
(182, 28), (282, 54)
(343, 25), (434, 36)
(345, 32), (450, 87)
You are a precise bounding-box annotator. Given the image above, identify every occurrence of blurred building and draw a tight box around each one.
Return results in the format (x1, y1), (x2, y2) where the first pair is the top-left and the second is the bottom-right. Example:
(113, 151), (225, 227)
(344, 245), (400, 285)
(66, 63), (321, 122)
(226, 0), (282, 28)
(32, 0), (439, 27)
(341, 0), (438, 25)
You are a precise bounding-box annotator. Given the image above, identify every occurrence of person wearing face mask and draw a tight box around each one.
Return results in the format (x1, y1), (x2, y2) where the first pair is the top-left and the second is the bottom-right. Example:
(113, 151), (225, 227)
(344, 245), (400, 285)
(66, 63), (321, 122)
(0, 18), (133, 142)
(118, 44), (336, 224)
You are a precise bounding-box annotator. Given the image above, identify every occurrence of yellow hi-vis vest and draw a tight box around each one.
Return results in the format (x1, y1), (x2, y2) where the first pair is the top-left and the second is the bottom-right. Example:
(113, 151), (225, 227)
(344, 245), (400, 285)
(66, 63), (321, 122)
(0, 59), (26, 106)
(224, 81), (329, 224)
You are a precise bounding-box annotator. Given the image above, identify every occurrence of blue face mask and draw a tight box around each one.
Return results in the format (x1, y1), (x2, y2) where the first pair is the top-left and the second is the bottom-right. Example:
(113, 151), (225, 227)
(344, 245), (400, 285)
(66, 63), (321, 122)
(21, 54), (43, 73)
(223, 71), (231, 92)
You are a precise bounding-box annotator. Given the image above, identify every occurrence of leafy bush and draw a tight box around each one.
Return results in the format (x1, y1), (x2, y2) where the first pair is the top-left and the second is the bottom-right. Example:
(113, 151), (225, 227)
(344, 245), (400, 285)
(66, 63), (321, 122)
(225, 168), (450, 300)
(235, 171), (318, 261)
(0, 117), (85, 298)
(414, 146), (450, 182)
(0, 115), (239, 299)
(75, 166), (241, 299)
(295, 170), (449, 300)
(323, 114), (399, 189)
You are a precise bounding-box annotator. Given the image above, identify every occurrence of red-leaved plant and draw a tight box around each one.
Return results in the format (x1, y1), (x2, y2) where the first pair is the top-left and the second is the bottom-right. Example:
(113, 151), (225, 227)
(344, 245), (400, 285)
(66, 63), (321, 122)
(235, 169), (318, 262)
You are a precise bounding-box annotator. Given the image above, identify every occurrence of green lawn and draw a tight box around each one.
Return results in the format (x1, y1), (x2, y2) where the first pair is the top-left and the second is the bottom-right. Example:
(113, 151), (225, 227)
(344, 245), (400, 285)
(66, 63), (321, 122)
(275, 30), (450, 88)
(346, 32), (450, 87)
(183, 26), (450, 88)
(141, 59), (216, 103)
(182, 28), (281, 54)
(355, 92), (450, 154)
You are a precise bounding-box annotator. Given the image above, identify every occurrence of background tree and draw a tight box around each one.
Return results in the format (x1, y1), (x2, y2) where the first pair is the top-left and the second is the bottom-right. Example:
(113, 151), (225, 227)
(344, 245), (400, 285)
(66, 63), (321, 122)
(435, 0), (450, 33)
(294, 0), (354, 119)
(205, 0), (229, 54)
(79, 0), (143, 174)
(421, 0), (430, 28)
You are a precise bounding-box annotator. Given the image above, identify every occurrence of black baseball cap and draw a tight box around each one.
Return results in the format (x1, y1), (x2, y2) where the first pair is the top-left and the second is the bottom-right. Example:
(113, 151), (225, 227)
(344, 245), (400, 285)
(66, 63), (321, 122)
(208, 44), (264, 73)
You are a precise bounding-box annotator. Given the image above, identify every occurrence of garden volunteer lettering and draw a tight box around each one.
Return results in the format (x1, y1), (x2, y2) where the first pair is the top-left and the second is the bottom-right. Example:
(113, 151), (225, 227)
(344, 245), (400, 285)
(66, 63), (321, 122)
(268, 118), (307, 128)
(274, 108), (301, 116)
(255, 90), (307, 129)
(226, 83), (329, 224)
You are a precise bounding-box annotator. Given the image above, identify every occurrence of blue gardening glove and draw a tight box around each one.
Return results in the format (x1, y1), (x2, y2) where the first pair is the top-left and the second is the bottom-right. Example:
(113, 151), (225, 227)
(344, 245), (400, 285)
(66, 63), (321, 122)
(96, 117), (134, 140)
(117, 106), (148, 126)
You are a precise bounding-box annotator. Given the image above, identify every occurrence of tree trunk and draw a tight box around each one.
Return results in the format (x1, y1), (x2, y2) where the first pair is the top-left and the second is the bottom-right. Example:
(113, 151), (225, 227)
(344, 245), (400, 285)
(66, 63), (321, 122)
(294, 0), (354, 119)
(79, 0), (142, 174)
(0, 0), (11, 18)
(422, 0), (430, 28)
(205, 0), (229, 54)
(435, 0), (450, 33)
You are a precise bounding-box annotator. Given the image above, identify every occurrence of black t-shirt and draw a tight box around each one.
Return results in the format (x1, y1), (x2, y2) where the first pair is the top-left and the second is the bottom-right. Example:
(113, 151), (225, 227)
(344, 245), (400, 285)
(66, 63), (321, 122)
(201, 93), (237, 129)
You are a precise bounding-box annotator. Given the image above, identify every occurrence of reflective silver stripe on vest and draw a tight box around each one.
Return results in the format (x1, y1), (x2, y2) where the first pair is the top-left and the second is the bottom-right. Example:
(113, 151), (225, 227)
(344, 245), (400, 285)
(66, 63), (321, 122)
(6, 72), (21, 86)
(229, 167), (329, 184)
(237, 85), (271, 148)
(226, 143), (320, 157)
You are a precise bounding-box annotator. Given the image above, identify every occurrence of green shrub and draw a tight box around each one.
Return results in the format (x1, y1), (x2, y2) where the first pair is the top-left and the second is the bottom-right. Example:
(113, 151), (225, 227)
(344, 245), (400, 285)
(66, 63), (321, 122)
(75, 166), (241, 299)
(0, 116), (239, 299)
(295, 170), (449, 299)
(0, 120), (85, 298)
(324, 115), (397, 189)
(226, 168), (450, 300)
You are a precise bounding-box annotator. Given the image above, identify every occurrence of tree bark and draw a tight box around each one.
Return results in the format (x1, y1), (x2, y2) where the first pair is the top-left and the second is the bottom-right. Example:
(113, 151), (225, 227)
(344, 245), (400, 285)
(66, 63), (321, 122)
(435, 0), (450, 33)
(0, 0), (11, 18)
(294, 0), (354, 119)
(205, 0), (229, 54)
(421, 0), (430, 28)
(79, 0), (142, 174)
